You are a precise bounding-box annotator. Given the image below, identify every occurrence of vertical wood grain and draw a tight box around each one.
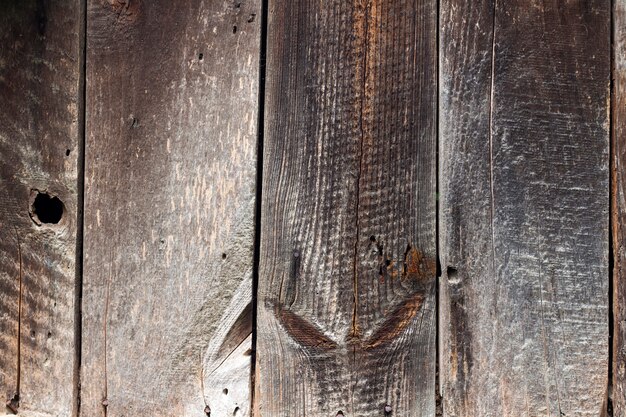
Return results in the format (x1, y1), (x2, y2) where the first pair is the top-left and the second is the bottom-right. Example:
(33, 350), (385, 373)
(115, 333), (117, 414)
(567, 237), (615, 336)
(81, 1), (260, 415)
(0, 1), (83, 415)
(614, 1), (626, 414)
(256, 1), (437, 415)
(440, 1), (610, 415)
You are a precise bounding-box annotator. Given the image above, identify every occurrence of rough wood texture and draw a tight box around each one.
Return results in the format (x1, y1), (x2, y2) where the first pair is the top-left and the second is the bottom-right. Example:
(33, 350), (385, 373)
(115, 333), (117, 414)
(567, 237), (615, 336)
(256, 1), (437, 416)
(0, 1), (82, 416)
(81, 1), (260, 415)
(614, 2), (626, 414)
(440, 1), (609, 416)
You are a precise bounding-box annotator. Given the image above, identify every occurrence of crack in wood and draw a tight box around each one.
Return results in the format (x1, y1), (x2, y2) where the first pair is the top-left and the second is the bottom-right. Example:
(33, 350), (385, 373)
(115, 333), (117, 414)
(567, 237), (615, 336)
(6, 226), (23, 415)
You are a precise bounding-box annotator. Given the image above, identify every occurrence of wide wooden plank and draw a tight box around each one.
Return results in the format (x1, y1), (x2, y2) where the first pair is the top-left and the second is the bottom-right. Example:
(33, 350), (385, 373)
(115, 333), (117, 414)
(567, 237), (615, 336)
(0, 1), (82, 415)
(439, 1), (609, 416)
(614, 1), (626, 414)
(81, 1), (260, 415)
(256, 1), (437, 416)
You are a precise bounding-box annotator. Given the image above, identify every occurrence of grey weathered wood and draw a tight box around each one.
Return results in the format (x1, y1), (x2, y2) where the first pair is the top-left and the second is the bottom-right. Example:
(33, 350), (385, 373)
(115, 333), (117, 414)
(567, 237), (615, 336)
(256, 1), (437, 416)
(0, 1), (82, 416)
(614, 1), (626, 414)
(81, 1), (260, 415)
(440, 1), (609, 416)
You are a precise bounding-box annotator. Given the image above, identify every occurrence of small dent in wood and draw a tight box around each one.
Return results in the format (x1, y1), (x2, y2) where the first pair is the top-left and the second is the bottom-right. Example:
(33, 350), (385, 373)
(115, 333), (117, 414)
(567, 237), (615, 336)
(29, 190), (64, 225)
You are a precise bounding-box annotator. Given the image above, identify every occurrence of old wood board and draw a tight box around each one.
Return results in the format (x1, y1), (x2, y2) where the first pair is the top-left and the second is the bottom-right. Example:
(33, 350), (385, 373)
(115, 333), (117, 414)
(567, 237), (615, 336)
(440, 1), (609, 416)
(81, 0), (260, 415)
(0, 1), (83, 416)
(256, 0), (437, 416)
(614, 0), (626, 414)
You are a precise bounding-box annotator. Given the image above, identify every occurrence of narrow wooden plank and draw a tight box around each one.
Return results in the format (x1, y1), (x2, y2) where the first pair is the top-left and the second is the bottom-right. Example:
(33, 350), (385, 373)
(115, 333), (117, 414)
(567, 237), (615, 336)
(614, 2), (626, 414)
(256, 1), (437, 416)
(0, 1), (82, 415)
(81, 1), (260, 415)
(440, 1), (609, 416)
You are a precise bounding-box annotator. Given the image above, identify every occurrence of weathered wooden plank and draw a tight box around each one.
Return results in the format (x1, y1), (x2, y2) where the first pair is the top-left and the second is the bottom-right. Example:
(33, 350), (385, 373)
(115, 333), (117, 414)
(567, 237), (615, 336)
(0, 1), (82, 415)
(81, 1), (260, 415)
(614, 2), (626, 414)
(256, 1), (437, 416)
(440, 1), (609, 416)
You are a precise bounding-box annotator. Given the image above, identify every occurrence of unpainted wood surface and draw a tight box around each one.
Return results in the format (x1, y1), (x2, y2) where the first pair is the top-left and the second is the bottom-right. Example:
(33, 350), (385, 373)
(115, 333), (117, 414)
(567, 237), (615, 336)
(439, 1), (609, 416)
(81, 0), (260, 415)
(614, 1), (626, 414)
(0, 1), (82, 416)
(256, 0), (437, 416)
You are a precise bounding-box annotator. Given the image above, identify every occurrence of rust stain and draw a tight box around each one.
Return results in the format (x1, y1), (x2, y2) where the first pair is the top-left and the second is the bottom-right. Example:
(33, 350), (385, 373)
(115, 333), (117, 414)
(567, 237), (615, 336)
(403, 246), (436, 281)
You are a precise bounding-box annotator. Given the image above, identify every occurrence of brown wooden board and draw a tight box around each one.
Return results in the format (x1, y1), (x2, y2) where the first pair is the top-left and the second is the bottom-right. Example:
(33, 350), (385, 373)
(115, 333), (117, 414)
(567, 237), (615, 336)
(440, 1), (609, 416)
(256, 1), (437, 416)
(81, 1), (260, 415)
(0, 1), (83, 416)
(614, 1), (626, 414)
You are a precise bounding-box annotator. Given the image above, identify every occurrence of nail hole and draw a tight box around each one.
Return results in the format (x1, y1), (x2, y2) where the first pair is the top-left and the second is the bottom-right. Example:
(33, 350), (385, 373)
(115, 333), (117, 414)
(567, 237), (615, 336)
(232, 25), (237, 34)
(247, 14), (256, 23)
(65, 149), (71, 156)
(198, 53), (204, 61)
(47, 331), (52, 338)
(204, 405), (211, 416)
(222, 253), (227, 259)
(369, 235), (376, 242)
(447, 266), (458, 277)
(30, 330), (35, 338)
(223, 388), (228, 395)
(30, 191), (64, 225)
(336, 411), (345, 417)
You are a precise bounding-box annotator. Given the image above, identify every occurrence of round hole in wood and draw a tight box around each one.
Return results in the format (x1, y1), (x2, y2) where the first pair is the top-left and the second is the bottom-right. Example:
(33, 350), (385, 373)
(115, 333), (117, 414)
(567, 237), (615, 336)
(30, 191), (64, 225)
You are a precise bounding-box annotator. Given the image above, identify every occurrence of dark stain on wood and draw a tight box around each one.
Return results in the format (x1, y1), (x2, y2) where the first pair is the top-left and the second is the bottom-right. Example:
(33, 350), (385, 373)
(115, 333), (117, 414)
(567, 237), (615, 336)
(363, 293), (425, 350)
(275, 307), (338, 351)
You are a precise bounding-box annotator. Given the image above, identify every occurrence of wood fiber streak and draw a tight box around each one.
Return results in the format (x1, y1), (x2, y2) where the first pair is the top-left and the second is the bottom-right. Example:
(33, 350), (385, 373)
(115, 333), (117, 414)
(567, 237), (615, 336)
(82, 1), (260, 415)
(0, 1), (82, 416)
(614, 2), (626, 414)
(440, 1), (609, 416)
(257, 0), (436, 416)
